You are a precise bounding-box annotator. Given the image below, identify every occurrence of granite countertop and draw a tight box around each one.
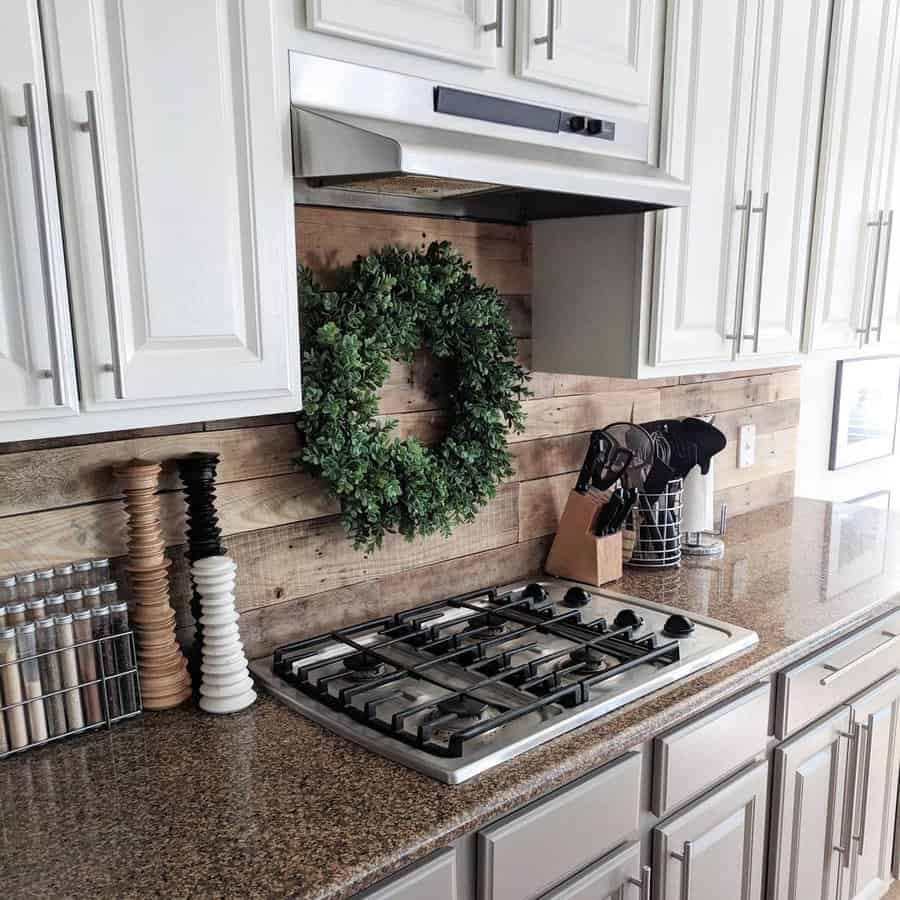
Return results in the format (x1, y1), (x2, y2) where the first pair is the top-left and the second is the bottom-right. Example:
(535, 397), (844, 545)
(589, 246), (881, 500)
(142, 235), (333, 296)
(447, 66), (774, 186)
(4, 497), (900, 900)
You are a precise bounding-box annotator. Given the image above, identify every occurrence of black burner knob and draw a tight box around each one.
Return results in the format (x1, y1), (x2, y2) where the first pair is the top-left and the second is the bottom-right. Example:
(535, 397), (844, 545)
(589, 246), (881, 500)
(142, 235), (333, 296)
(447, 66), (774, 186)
(567, 115), (586, 132)
(663, 613), (695, 637)
(563, 587), (592, 607)
(522, 582), (551, 608)
(613, 609), (644, 632)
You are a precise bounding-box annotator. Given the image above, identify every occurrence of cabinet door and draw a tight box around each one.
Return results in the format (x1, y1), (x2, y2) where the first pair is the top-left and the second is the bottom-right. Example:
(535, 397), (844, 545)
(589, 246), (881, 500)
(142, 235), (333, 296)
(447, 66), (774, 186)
(355, 849), (457, 900)
(845, 672), (900, 899)
(649, 0), (759, 367)
(515, 0), (655, 104)
(0, 0), (77, 427)
(42, 0), (299, 421)
(306, 0), (501, 69)
(768, 706), (853, 900)
(805, 0), (898, 352)
(542, 842), (645, 900)
(652, 760), (768, 900)
(738, 0), (830, 359)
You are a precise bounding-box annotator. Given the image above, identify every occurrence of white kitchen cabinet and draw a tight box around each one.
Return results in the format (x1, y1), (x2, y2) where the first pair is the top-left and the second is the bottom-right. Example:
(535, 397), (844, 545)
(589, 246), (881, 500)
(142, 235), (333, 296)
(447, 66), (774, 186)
(651, 0), (829, 369)
(0, 0), (78, 426)
(652, 760), (768, 900)
(805, 0), (899, 353)
(515, 0), (656, 104)
(843, 673), (900, 900)
(25, 0), (300, 439)
(768, 706), (853, 900)
(305, 0), (503, 69)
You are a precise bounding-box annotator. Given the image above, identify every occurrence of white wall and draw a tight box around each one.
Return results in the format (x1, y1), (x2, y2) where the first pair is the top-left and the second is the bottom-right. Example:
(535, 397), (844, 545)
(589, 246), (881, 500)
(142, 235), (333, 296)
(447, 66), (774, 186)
(795, 357), (900, 509)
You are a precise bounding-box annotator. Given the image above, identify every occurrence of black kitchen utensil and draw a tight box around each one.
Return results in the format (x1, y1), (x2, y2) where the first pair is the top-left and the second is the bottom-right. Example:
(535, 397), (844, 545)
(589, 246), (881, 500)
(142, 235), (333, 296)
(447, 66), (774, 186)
(592, 445), (633, 491)
(575, 430), (611, 494)
(594, 490), (624, 536)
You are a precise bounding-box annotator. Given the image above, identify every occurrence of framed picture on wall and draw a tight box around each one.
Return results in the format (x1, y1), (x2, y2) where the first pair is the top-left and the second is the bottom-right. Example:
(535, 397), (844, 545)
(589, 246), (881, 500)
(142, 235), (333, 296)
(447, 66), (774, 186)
(829, 356), (900, 470)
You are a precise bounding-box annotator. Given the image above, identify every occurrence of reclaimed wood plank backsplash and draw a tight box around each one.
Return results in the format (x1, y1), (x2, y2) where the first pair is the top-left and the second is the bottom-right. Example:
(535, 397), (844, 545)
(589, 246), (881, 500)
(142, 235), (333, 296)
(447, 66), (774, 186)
(0, 207), (800, 657)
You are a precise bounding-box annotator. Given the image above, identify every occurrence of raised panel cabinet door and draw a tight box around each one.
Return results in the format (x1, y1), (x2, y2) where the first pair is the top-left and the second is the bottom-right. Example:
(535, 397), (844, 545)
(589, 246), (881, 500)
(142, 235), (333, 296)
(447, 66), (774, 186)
(805, 0), (898, 352)
(652, 760), (768, 900)
(845, 672), (900, 899)
(306, 0), (502, 68)
(542, 841), (646, 900)
(649, 0), (759, 367)
(41, 0), (300, 418)
(737, 0), (831, 360)
(0, 0), (78, 428)
(515, 0), (655, 104)
(354, 849), (458, 900)
(768, 706), (853, 900)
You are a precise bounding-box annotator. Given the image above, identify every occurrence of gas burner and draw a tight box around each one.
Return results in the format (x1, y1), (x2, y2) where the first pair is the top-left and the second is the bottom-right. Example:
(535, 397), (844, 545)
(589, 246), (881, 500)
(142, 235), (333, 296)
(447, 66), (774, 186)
(464, 613), (507, 637)
(569, 645), (618, 673)
(427, 696), (490, 736)
(613, 608), (644, 632)
(342, 651), (385, 681)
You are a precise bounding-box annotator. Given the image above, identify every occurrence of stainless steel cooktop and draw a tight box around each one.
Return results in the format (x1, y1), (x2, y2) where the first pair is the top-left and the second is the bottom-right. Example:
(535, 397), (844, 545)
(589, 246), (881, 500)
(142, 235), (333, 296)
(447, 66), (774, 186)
(250, 579), (758, 783)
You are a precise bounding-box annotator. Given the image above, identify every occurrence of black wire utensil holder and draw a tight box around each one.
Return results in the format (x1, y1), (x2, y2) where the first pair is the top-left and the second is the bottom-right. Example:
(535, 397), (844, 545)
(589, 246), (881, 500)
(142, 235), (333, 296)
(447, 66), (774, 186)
(622, 478), (684, 568)
(0, 629), (142, 759)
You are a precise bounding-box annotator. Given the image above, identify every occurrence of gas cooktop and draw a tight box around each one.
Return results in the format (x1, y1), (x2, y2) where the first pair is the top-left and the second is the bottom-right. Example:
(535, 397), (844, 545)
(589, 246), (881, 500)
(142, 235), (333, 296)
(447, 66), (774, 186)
(250, 579), (758, 783)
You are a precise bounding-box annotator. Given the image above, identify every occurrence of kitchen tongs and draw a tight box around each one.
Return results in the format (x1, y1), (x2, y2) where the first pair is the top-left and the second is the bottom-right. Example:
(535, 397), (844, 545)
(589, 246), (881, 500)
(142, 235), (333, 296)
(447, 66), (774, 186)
(575, 430), (633, 494)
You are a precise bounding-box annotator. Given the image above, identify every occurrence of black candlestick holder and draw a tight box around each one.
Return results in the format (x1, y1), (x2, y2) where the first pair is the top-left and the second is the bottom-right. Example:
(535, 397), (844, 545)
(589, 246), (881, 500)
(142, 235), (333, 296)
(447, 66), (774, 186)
(175, 452), (226, 695)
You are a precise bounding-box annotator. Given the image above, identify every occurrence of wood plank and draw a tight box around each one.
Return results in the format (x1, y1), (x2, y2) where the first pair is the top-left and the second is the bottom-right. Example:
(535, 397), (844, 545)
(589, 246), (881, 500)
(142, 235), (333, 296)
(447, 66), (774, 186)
(224, 482), (520, 611)
(0, 424), (302, 517)
(511, 391), (662, 443)
(509, 433), (591, 482)
(0, 472), (337, 573)
(714, 427), (797, 491)
(503, 295), (532, 338)
(296, 207), (530, 295)
(237, 536), (551, 658)
(714, 471), (796, 518)
(519, 473), (578, 541)
(710, 399), (801, 442)
(659, 370), (802, 418)
(678, 366), (796, 384)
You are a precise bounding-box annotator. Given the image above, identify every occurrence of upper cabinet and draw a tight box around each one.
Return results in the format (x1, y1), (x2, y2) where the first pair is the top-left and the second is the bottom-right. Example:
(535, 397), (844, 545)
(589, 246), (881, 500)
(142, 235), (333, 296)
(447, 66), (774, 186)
(0, 0), (78, 427)
(305, 0), (502, 69)
(0, 0), (301, 442)
(805, 0), (900, 353)
(651, 0), (830, 368)
(515, 0), (656, 104)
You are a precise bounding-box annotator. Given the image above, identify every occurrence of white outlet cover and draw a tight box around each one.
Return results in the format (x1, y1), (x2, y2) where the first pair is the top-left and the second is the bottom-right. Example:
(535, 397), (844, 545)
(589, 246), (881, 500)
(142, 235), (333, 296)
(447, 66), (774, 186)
(738, 423), (756, 469)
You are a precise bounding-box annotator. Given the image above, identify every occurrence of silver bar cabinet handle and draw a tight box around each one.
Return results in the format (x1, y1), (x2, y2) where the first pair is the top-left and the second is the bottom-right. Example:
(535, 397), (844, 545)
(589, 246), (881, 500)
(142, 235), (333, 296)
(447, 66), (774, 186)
(873, 209), (894, 341)
(836, 726), (861, 868)
(725, 189), (753, 354)
(17, 83), (64, 406)
(627, 864), (652, 900)
(745, 191), (770, 353)
(534, 0), (556, 60)
(671, 840), (693, 899)
(855, 721), (872, 856)
(80, 89), (125, 400)
(820, 632), (900, 686)
(482, 0), (504, 48)
(857, 212), (885, 344)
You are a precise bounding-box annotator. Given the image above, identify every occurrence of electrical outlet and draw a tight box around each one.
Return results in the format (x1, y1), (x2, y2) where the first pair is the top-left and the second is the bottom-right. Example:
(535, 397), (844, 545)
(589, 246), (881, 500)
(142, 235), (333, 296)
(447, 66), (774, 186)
(738, 423), (756, 469)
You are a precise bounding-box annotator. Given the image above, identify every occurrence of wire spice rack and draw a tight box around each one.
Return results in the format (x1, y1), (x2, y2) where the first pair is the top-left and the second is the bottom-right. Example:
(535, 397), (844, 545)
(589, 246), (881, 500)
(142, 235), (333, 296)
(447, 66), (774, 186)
(622, 478), (684, 569)
(0, 629), (142, 759)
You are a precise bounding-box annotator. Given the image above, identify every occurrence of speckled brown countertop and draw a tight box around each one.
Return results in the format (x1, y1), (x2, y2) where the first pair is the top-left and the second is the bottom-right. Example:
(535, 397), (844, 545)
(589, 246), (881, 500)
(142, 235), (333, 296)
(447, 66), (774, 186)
(4, 497), (900, 900)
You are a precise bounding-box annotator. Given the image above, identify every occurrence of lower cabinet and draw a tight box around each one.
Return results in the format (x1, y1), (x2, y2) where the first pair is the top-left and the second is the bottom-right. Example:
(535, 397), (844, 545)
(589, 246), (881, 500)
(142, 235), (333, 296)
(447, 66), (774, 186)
(540, 842), (647, 900)
(652, 760), (769, 900)
(354, 848), (458, 900)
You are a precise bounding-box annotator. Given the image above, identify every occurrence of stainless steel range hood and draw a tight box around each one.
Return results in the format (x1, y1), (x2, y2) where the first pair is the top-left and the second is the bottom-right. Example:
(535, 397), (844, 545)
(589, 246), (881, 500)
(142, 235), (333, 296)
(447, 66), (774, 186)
(290, 54), (689, 223)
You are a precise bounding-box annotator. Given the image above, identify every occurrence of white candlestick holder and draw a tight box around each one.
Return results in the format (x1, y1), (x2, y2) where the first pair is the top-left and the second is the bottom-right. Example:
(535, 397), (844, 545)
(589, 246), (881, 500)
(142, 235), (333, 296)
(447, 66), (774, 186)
(190, 556), (256, 714)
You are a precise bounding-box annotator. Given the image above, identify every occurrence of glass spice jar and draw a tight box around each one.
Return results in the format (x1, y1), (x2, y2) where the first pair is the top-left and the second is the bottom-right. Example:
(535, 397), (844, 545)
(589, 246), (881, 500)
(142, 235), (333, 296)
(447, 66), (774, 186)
(25, 596), (47, 623)
(89, 559), (110, 589)
(109, 602), (137, 715)
(6, 603), (26, 626)
(82, 586), (102, 610)
(72, 561), (93, 589)
(0, 627), (28, 751)
(72, 610), (102, 725)
(0, 575), (17, 606)
(15, 623), (48, 744)
(63, 590), (84, 613)
(34, 569), (54, 598)
(52, 564), (74, 593)
(91, 607), (120, 720)
(54, 614), (84, 731)
(35, 618), (67, 737)
(45, 593), (66, 618)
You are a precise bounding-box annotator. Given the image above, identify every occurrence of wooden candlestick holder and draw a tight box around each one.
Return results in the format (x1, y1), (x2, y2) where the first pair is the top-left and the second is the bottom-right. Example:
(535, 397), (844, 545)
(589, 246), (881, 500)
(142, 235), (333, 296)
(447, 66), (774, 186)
(544, 490), (623, 586)
(115, 459), (191, 709)
(175, 452), (226, 694)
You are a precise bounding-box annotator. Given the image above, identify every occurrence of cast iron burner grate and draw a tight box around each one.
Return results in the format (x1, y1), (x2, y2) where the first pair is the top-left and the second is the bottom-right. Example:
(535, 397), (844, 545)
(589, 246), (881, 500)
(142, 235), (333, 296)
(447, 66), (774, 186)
(272, 586), (681, 759)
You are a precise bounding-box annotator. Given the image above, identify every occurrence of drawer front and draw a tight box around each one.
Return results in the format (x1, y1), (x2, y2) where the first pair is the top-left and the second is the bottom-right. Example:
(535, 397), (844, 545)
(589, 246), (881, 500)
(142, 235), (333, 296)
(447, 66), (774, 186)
(776, 608), (900, 739)
(652, 683), (771, 816)
(541, 841), (642, 900)
(478, 752), (641, 900)
(356, 849), (457, 900)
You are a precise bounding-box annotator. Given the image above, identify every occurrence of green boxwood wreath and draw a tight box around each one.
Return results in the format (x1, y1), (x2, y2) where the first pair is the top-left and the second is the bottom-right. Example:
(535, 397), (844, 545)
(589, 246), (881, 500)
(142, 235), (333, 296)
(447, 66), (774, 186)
(296, 240), (530, 552)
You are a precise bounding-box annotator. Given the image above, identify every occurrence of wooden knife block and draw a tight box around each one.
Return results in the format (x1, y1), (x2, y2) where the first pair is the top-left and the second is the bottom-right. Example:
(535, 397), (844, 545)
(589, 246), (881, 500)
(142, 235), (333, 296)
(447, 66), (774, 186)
(545, 490), (623, 586)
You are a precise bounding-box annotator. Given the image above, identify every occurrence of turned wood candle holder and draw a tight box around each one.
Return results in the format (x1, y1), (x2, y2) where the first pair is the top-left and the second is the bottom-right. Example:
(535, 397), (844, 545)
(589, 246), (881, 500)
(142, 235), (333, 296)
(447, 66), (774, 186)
(115, 459), (191, 709)
(175, 452), (226, 694)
